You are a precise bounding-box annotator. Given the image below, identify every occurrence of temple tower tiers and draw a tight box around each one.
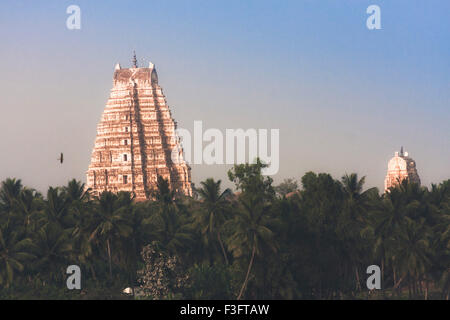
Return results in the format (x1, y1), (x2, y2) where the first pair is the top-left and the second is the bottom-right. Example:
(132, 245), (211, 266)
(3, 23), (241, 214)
(86, 55), (192, 201)
(384, 147), (420, 192)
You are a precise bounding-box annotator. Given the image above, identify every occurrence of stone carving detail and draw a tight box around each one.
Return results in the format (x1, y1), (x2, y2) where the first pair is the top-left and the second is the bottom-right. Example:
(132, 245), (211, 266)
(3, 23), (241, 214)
(86, 58), (192, 201)
(384, 147), (420, 192)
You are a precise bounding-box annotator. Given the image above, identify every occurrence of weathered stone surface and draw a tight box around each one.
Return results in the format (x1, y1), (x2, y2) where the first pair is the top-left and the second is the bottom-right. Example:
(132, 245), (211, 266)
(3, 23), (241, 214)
(86, 59), (192, 201)
(384, 148), (420, 192)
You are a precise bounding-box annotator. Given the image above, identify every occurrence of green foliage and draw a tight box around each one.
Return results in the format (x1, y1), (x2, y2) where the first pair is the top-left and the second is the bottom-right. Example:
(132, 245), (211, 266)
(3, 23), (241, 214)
(185, 263), (233, 299)
(274, 178), (298, 197)
(135, 243), (188, 299)
(0, 169), (449, 300)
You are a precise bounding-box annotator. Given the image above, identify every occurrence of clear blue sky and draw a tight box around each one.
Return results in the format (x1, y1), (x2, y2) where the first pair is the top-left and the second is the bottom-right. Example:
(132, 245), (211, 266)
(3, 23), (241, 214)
(0, 0), (448, 192)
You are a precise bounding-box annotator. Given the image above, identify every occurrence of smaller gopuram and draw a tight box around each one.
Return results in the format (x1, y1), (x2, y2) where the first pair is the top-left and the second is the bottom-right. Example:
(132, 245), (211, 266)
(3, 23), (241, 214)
(384, 147), (421, 192)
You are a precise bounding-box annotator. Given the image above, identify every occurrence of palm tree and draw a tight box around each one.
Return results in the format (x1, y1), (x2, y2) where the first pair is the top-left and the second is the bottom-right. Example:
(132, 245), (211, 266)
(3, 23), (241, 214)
(395, 217), (431, 298)
(153, 175), (175, 204)
(123, 203), (150, 292)
(425, 180), (450, 299)
(0, 178), (23, 213)
(227, 196), (277, 300)
(373, 184), (418, 290)
(63, 179), (90, 203)
(0, 179), (23, 229)
(90, 191), (133, 279)
(16, 188), (42, 235)
(227, 160), (278, 300)
(71, 213), (96, 280)
(45, 187), (70, 227)
(339, 174), (377, 293)
(32, 222), (72, 282)
(195, 178), (231, 265)
(68, 186), (97, 281)
(373, 179), (427, 295)
(147, 176), (195, 257)
(0, 225), (34, 288)
(341, 174), (379, 202)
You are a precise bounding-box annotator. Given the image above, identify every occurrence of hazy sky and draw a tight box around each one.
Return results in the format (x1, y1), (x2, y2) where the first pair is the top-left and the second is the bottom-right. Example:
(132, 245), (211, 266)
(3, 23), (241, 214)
(0, 0), (449, 193)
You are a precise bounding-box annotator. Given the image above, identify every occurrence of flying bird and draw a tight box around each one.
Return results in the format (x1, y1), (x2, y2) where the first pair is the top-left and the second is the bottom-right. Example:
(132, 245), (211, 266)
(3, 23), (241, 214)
(58, 153), (64, 164)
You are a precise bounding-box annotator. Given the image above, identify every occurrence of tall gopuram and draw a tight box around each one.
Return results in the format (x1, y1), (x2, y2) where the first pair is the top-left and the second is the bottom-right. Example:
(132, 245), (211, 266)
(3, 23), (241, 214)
(384, 147), (421, 192)
(86, 53), (192, 201)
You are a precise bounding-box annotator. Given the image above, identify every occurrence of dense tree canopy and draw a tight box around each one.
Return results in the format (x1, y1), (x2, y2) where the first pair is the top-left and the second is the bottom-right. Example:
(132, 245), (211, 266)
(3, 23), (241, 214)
(0, 163), (449, 300)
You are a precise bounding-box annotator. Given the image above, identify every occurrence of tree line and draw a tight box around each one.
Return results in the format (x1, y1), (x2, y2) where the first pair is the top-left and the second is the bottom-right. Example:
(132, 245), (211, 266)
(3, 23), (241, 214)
(0, 160), (449, 299)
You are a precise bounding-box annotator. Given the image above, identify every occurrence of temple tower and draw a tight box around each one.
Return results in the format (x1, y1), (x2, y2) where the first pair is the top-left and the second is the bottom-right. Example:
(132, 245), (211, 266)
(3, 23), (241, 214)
(86, 55), (192, 201)
(384, 147), (420, 192)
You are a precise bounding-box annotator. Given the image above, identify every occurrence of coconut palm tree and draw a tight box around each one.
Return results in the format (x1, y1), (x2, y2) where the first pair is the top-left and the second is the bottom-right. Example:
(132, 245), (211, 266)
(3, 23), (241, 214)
(31, 222), (72, 282)
(44, 187), (70, 228)
(89, 191), (133, 279)
(228, 196), (277, 300)
(0, 178), (23, 214)
(394, 217), (431, 298)
(63, 179), (91, 203)
(0, 224), (34, 288)
(15, 188), (42, 236)
(227, 160), (278, 300)
(146, 176), (195, 257)
(339, 174), (377, 293)
(195, 178), (231, 265)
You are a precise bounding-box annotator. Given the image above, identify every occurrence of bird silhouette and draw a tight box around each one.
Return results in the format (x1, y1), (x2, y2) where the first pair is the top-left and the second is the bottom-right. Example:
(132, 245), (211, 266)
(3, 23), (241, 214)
(58, 153), (64, 164)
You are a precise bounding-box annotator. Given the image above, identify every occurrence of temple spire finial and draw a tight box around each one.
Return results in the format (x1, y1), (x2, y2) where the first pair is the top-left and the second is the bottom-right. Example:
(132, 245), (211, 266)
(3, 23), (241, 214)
(132, 51), (138, 68)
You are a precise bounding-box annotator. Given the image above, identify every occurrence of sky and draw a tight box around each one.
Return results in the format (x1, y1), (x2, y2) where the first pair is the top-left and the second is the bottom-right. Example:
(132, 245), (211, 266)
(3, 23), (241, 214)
(0, 0), (449, 193)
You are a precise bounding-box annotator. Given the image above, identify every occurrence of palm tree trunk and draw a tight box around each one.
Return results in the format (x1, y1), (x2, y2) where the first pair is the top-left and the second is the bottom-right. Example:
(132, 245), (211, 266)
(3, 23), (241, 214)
(413, 274), (417, 297)
(355, 266), (361, 292)
(237, 244), (256, 300)
(217, 231), (229, 265)
(107, 238), (112, 279)
(419, 278), (423, 298)
(393, 265), (397, 297)
(393, 275), (404, 289)
(408, 282), (412, 299)
(90, 265), (97, 281)
(381, 258), (384, 293)
(408, 273), (414, 299)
